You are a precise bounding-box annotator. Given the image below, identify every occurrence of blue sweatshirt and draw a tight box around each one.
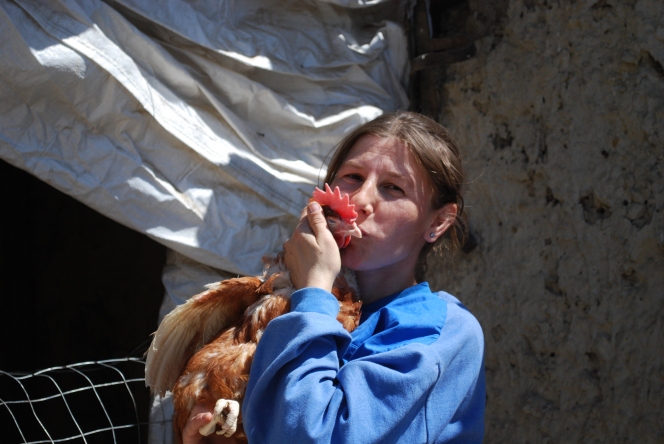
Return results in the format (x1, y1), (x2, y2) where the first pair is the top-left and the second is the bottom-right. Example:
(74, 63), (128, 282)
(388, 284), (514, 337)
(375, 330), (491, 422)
(243, 282), (485, 443)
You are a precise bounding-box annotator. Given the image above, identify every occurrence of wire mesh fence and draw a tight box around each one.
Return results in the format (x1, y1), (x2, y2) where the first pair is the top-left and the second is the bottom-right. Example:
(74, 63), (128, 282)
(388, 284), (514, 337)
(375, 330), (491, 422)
(0, 358), (171, 444)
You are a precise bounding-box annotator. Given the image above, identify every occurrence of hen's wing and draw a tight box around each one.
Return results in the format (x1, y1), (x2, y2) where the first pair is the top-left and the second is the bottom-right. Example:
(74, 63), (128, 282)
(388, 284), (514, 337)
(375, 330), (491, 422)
(145, 276), (263, 396)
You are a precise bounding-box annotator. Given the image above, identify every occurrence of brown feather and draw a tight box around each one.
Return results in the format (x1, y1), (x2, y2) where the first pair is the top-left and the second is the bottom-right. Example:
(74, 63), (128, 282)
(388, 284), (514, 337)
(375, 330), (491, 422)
(146, 255), (361, 444)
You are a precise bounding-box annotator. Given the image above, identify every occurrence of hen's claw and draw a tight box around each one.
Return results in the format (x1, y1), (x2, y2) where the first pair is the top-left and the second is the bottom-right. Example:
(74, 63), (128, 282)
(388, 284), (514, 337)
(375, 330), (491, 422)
(198, 399), (240, 438)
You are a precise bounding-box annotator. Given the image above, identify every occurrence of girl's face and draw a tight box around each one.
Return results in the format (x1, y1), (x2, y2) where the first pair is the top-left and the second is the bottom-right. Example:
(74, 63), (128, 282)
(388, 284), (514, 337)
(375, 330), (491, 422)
(330, 135), (448, 275)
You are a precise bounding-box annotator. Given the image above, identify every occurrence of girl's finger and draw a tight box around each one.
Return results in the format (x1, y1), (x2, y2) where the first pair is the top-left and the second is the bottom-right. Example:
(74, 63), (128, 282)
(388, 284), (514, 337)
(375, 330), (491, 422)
(306, 201), (330, 243)
(182, 408), (213, 444)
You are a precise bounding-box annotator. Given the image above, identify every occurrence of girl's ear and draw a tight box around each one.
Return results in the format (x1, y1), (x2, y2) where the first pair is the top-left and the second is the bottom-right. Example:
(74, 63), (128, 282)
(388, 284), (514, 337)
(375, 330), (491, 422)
(424, 203), (457, 243)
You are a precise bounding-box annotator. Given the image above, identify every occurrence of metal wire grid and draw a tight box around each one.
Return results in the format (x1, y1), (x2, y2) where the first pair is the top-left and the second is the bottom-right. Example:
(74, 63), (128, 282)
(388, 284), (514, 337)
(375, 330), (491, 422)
(0, 358), (169, 444)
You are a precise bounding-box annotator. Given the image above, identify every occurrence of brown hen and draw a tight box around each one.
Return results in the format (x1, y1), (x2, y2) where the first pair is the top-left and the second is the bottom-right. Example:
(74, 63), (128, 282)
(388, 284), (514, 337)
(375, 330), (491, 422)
(145, 185), (362, 443)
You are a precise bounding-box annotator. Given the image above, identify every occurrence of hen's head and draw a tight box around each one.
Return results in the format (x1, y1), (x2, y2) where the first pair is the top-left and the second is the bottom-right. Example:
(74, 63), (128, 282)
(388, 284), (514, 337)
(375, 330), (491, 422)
(312, 184), (362, 248)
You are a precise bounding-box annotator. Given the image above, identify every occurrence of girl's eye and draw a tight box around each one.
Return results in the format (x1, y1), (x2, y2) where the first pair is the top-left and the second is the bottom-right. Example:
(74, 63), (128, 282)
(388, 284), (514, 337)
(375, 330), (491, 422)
(344, 174), (362, 181)
(385, 184), (404, 193)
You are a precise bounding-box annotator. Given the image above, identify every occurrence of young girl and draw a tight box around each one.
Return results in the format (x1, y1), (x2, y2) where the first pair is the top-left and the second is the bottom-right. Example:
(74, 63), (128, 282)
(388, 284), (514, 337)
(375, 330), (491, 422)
(183, 111), (485, 443)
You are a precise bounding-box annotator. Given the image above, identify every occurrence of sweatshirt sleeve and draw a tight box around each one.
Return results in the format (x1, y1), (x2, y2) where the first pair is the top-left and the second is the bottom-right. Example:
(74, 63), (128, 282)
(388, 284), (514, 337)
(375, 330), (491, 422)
(242, 287), (485, 443)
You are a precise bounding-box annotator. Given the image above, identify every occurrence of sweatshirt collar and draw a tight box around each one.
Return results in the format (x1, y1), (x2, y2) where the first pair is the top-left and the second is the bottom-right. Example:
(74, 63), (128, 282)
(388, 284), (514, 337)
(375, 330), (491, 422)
(359, 282), (430, 324)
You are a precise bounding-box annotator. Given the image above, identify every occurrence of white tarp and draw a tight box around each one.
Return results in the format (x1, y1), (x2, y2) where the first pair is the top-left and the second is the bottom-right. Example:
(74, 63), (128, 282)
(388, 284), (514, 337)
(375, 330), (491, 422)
(0, 0), (409, 282)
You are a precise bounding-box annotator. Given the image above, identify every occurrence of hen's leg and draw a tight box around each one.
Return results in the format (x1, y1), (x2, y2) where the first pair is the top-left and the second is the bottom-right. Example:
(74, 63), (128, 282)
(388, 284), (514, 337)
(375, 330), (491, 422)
(198, 399), (240, 438)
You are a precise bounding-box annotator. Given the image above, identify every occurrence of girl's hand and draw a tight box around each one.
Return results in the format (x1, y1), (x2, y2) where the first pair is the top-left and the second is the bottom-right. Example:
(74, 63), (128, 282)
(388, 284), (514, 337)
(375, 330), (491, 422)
(182, 404), (213, 444)
(183, 404), (239, 444)
(284, 201), (341, 292)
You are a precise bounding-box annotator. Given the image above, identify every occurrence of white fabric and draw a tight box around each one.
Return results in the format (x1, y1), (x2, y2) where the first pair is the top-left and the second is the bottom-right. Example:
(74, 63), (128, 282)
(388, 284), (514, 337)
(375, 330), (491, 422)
(0, 0), (409, 276)
(158, 249), (238, 321)
(149, 393), (175, 444)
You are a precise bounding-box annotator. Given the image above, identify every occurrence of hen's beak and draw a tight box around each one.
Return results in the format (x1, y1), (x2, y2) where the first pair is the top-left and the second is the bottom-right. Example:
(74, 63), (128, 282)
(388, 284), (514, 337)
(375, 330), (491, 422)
(323, 209), (362, 249)
(339, 223), (362, 240)
(335, 222), (362, 248)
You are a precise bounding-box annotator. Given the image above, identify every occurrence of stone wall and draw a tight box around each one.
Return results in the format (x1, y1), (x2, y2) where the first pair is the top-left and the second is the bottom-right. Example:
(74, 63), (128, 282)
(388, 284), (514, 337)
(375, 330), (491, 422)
(426, 0), (663, 441)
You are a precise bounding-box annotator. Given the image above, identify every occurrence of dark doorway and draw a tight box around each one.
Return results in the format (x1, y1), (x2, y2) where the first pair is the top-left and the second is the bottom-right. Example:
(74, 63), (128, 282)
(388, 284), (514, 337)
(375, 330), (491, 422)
(0, 159), (166, 371)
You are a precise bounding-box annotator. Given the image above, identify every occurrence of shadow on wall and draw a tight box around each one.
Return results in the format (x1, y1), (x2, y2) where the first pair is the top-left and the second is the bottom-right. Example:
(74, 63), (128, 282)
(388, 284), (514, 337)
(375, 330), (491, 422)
(0, 159), (167, 372)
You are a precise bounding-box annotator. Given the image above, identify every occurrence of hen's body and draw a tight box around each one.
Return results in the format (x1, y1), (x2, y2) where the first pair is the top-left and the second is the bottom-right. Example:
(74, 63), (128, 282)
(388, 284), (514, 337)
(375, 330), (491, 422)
(146, 256), (361, 443)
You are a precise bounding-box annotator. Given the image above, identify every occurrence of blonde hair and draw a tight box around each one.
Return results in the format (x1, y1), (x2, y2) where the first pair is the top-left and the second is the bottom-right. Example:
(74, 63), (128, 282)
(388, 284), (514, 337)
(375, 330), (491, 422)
(324, 111), (466, 280)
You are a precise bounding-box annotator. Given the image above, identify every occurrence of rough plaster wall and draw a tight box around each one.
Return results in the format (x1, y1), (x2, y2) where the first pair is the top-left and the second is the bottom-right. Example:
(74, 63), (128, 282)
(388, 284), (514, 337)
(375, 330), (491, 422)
(426, 0), (663, 442)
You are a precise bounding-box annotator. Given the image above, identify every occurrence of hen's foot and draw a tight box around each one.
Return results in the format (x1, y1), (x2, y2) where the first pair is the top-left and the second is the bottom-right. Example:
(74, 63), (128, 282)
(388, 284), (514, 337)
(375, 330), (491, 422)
(198, 399), (240, 438)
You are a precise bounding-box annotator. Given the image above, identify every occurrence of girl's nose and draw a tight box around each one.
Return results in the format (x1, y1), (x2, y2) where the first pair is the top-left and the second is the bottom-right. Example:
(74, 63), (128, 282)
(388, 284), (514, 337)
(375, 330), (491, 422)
(350, 182), (374, 215)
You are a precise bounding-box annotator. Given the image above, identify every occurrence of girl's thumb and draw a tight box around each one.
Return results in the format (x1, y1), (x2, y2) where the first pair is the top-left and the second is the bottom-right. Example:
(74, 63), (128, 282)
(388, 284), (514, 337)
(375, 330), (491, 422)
(307, 201), (327, 235)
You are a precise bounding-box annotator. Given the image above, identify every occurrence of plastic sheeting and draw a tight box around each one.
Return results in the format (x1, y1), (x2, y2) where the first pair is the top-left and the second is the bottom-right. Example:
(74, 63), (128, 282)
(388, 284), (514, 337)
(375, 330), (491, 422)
(0, 0), (410, 281)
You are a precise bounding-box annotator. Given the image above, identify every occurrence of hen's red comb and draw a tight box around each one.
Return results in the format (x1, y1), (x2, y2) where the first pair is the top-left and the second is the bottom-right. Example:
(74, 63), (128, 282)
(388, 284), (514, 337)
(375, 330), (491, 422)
(312, 184), (357, 223)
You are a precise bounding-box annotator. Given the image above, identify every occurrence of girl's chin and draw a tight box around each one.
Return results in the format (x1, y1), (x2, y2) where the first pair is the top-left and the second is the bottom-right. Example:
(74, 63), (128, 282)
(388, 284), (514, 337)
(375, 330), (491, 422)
(340, 246), (363, 269)
(341, 252), (379, 273)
